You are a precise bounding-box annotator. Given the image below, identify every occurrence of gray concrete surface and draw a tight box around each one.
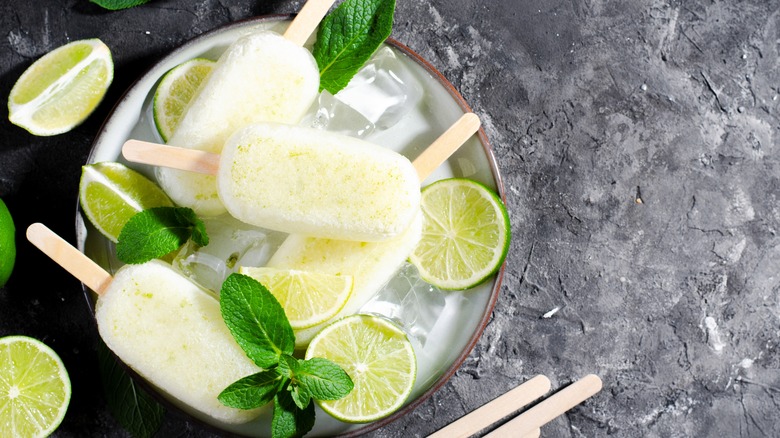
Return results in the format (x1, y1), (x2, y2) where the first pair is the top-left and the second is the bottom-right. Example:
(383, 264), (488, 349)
(1, 0), (779, 436)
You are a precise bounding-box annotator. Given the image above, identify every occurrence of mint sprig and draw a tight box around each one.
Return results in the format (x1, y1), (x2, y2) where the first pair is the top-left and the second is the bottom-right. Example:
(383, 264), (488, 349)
(116, 206), (207, 264)
(90, 0), (152, 10)
(313, 0), (395, 94)
(219, 274), (353, 438)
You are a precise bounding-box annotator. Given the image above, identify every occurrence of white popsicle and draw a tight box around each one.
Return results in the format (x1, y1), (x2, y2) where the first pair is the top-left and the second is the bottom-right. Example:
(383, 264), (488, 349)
(158, 0), (334, 216)
(26, 224), (262, 425)
(124, 123), (422, 242)
(264, 113), (482, 347)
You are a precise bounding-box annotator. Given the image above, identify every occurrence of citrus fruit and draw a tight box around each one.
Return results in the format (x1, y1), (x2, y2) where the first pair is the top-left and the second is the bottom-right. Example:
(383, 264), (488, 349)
(8, 38), (113, 136)
(409, 178), (510, 290)
(0, 336), (71, 438)
(238, 267), (353, 330)
(0, 199), (15, 287)
(79, 162), (174, 242)
(153, 58), (215, 141)
(305, 314), (416, 423)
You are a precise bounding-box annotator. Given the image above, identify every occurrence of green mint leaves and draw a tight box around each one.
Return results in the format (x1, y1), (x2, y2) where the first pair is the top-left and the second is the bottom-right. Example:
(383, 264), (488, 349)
(116, 206), (207, 264)
(219, 274), (353, 438)
(313, 0), (395, 94)
(90, 0), (152, 10)
(219, 274), (295, 368)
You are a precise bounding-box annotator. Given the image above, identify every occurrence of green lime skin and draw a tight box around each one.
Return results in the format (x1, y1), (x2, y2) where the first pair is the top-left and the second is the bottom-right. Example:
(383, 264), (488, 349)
(0, 199), (16, 287)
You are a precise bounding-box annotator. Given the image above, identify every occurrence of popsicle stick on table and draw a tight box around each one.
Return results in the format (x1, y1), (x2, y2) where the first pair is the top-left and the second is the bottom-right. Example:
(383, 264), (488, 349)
(427, 374), (551, 438)
(26, 223), (264, 425)
(484, 374), (603, 438)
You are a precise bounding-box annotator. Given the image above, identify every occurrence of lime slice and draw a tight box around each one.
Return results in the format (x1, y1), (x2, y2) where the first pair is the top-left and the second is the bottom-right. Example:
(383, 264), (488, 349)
(8, 38), (113, 136)
(305, 314), (416, 423)
(238, 266), (353, 330)
(409, 178), (510, 290)
(153, 58), (215, 141)
(79, 162), (174, 242)
(0, 199), (15, 287)
(0, 336), (71, 438)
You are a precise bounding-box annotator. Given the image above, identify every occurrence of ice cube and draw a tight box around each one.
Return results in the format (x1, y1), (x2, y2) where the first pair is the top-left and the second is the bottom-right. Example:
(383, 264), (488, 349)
(173, 216), (282, 292)
(361, 262), (446, 346)
(336, 46), (424, 130)
(301, 90), (375, 138)
(300, 46), (424, 138)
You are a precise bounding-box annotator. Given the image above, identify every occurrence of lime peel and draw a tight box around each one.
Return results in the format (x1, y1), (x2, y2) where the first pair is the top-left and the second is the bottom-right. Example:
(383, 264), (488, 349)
(409, 178), (511, 290)
(0, 335), (71, 438)
(8, 38), (114, 136)
(305, 314), (417, 423)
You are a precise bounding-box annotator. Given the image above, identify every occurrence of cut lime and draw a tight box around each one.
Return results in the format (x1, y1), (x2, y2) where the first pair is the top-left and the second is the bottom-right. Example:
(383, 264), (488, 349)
(79, 162), (174, 242)
(8, 38), (113, 136)
(409, 178), (510, 290)
(238, 267), (353, 330)
(153, 58), (215, 141)
(0, 336), (72, 438)
(305, 314), (416, 423)
(0, 199), (15, 287)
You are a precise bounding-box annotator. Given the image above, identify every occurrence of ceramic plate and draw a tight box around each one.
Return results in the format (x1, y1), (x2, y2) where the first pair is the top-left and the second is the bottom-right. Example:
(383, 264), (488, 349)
(77, 15), (505, 437)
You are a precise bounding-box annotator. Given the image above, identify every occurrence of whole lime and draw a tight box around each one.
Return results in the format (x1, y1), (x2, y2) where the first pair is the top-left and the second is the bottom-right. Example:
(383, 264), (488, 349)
(0, 199), (16, 287)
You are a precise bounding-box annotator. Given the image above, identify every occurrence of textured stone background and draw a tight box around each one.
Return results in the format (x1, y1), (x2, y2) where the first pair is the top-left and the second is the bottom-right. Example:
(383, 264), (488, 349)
(1, 0), (779, 437)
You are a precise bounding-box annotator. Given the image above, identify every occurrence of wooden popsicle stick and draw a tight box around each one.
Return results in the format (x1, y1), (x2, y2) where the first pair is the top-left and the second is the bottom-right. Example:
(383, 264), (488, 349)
(26, 223), (112, 295)
(122, 140), (220, 175)
(283, 0), (337, 46)
(412, 112), (481, 183)
(427, 374), (551, 438)
(521, 429), (541, 438)
(484, 374), (603, 438)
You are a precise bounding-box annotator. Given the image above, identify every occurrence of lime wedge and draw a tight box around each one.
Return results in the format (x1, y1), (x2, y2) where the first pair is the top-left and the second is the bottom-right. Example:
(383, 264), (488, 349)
(153, 58), (215, 141)
(8, 38), (113, 136)
(79, 162), (174, 242)
(238, 267), (353, 330)
(409, 178), (510, 290)
(0, 199), (15, 287)
(0, 336), (71, 438)
(305, 314), (416, 423)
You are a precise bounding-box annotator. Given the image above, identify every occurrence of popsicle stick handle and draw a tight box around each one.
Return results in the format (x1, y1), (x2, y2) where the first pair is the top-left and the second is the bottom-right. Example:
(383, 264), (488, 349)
(283, 0), (337, 46)
(413, 112), (481, 183)
(26, 223), (112, 295)
(122, 140), (220, 175)
(428, 375), (551, 438)
(484, 374), (603, 438)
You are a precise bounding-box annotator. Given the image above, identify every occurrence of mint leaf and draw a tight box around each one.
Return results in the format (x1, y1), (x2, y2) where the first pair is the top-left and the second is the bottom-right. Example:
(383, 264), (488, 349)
(272, 390), (315, 438)
(98, 340), (165, 438)
(313, 0), (395, 94)
(116, 207), (207, 264)
(295, 357), (354, 401)
(220, 273), (295, 368)
(90, 0), (152, 10)
(218, 369), (285, 410)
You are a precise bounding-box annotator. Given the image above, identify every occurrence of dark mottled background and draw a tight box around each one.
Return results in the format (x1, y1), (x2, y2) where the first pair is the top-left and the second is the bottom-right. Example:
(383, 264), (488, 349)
(2, 0), (779, 437)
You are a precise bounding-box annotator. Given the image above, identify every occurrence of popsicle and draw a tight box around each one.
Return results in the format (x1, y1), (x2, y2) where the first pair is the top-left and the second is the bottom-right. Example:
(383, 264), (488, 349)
(26, 223), (263, 425)
(265, 113), (482, 347)
(157, 0), (335, 217)
(124, 123), (421, 242)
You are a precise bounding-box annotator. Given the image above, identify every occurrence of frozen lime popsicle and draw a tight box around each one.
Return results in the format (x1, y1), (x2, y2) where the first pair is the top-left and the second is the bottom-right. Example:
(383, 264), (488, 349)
(265, 113), (482, 347)
(157, 0), (334, 217)
(124, 123), (421, 241)
(26, 224), (263, 425)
